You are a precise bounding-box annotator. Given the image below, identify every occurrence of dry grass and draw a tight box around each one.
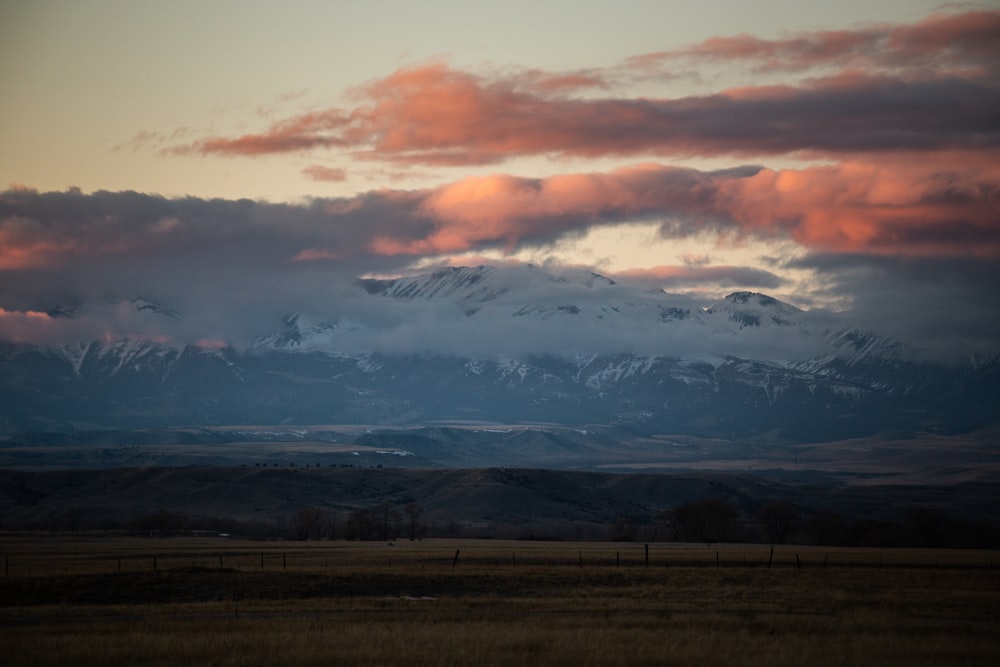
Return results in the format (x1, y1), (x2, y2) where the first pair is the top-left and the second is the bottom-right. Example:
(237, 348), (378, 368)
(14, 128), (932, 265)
(2, 536), (999, 666)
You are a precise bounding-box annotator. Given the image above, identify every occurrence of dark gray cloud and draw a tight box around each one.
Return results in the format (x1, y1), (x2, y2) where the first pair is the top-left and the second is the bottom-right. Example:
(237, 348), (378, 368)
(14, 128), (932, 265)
(615, 265), (786, 289)
(791, 254), (1000, 360)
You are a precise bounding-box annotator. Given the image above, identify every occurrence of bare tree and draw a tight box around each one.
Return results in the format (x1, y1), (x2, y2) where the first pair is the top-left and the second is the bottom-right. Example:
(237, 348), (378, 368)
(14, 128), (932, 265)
(666, 498), (739, 544)
(290, 507), (334, 540)
(802, 511), (847, 546)
(609, 516), (637, 542)
(404, 503), (422, 541)
(757, 501), (799, 544)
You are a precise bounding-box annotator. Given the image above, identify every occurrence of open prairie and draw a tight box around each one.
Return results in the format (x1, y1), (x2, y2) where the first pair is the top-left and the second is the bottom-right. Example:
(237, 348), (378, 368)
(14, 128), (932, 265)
(2, 536), (999, 666)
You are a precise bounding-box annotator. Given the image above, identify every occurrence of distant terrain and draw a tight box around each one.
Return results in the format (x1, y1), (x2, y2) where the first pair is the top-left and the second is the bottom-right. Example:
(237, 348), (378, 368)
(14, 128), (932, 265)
(3, 456), (998, 547)
(3, 423), (998, 484)
(2, 266), (998, 441)
(2, 266), (998, 547)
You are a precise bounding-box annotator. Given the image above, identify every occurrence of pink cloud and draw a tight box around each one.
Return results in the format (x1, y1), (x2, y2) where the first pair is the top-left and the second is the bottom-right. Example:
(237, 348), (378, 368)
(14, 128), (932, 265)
(0, 233), (98, 270)
(0, 308), (55, 343)
(302, 165), (348, 182)
(291, 248), (346, 262)
(632, 9), (1000, 74)
(194, 338), (229, 350)
(175, 109), (349, 156)
(169, 11), (998, 167)
(4, 155), (998, 288)
(363, 158), (1000, 259)
(0, 307), (174, 345)
(715, 156), (1000, 256)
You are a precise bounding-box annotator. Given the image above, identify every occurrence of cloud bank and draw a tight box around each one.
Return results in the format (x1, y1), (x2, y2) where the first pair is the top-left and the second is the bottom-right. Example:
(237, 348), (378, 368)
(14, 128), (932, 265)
(2, 153), (998, 357)
(173, 10), (999, 166)
(3, 9), (998, 359)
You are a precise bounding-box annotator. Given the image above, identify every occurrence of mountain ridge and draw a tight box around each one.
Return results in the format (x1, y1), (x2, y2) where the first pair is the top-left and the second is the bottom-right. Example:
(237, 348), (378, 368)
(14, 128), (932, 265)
(1, 264), (997, 443)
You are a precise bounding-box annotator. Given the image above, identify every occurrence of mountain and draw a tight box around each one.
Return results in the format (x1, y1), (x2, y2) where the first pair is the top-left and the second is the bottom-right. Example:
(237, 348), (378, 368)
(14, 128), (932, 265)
(1, 265), (998, 445)
(4, 464), (999, 537)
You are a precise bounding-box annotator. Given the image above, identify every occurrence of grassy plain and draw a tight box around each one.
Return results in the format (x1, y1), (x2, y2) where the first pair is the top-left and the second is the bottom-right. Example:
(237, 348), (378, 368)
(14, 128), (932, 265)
(2, 536), (999, 666)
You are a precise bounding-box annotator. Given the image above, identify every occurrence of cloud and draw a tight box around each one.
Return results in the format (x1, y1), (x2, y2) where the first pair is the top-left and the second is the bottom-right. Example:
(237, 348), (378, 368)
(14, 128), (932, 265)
(369, 159), (999, 259)
(792, 253), (1000, 360)
(630, 9), (1000, 75)
(4, 157), (997, 277)
(173, 109), (349, 156)
(302, 165), (348, 182)
(713, 155), (1000, 256)
(615, 265), (786, 289)
(3, 149), (999, 355)
(171, 10), (999, 166)
(176, 64), (1000, 165)
(0, 308), (57, 344)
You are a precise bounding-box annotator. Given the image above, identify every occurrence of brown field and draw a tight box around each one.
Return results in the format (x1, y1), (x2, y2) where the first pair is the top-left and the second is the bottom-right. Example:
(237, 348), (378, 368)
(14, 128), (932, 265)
(2, 535), (999, 666)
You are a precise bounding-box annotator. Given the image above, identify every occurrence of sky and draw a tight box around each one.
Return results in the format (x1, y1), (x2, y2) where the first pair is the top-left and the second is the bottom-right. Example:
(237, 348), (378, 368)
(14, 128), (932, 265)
(1, 1), (999, 358)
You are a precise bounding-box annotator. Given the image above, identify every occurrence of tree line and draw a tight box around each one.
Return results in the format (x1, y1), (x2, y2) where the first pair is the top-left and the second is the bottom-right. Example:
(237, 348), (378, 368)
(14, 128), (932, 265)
(7, 498), (999, 548)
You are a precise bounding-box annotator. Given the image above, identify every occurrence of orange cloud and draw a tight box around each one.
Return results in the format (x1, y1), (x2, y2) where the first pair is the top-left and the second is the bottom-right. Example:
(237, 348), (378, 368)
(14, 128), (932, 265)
(4, 155), (998, 287)
(291, 248), (346, 262)
(302, 165), (347, 182)
(181, 62), (998, 164)
(175, 109), (348, 156)
(171, 11), (999, 167)
(0, 308), (51, 343)
(0, 234), (95, 269)
(633, 9), (1000, 74)
(716, 156), (1000, 256)
(365, 158), (1000, 259)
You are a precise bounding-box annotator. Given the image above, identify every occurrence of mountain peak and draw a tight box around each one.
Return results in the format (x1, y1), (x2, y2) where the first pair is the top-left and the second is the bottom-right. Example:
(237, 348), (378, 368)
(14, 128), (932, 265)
(706, 291), (803, 328)
(724, 291), (777, 306)
(357, 265), (501, 301)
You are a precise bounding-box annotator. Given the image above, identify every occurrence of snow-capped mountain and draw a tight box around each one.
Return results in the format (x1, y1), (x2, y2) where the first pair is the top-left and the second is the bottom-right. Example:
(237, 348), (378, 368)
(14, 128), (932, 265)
(706, 291), (804, 329)
(265, 265), (877, 364)
(1, 265), (997, 440)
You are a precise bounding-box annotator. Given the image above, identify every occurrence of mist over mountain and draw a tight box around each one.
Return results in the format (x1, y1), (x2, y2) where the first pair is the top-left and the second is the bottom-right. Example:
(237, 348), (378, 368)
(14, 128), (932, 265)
(1, 264), (997, 444)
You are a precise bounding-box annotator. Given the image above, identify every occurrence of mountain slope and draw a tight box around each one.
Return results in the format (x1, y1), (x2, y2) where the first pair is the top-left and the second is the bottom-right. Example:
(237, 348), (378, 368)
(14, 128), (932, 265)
(1, 265), (997, 442)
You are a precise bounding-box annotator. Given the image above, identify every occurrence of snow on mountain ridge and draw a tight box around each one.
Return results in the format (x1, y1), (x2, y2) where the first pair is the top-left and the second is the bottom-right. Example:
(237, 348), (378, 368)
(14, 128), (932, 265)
(358, 265), (505, 302)
(252, 313), (370, 351)
(24, 265), (909, 368)
(249, 265), (890, 363)
(4, 263), (996, 438)
(706, 291), (804, 328)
